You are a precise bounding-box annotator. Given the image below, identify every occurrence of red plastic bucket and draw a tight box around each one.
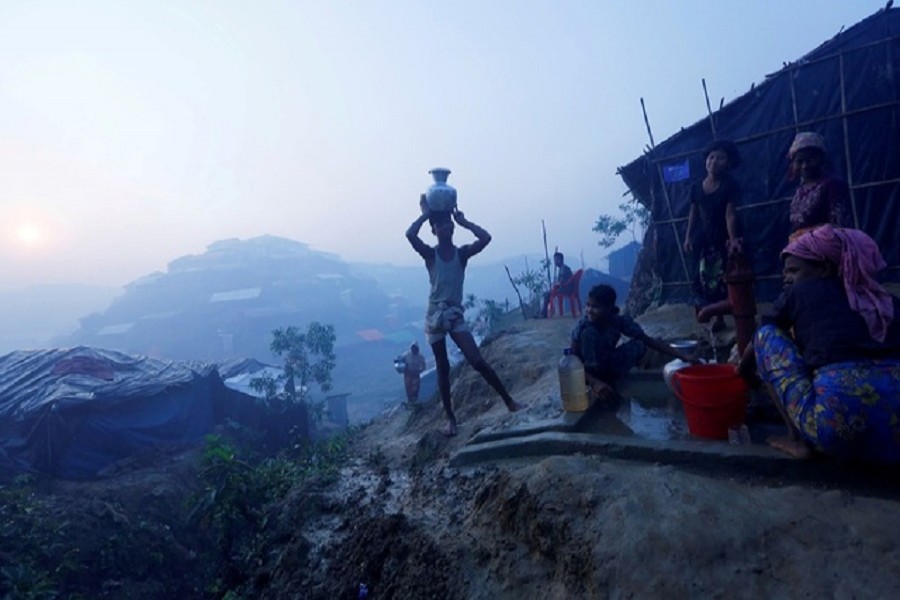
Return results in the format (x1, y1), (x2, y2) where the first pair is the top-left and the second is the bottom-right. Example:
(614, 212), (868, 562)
(672, 364), (749, 440)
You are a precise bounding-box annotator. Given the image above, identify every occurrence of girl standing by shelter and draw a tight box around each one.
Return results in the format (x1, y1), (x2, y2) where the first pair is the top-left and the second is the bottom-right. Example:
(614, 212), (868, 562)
(683, 140), (743, 332)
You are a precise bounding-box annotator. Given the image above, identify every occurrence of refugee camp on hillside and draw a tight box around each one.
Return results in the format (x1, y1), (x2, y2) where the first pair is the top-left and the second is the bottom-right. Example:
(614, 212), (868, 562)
(619, 6), (900, 314)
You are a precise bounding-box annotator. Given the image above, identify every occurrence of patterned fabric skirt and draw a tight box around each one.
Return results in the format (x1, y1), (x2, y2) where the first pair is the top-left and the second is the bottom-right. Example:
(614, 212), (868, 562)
(692, 245), (727, 306)
(754, 324), (900, 463)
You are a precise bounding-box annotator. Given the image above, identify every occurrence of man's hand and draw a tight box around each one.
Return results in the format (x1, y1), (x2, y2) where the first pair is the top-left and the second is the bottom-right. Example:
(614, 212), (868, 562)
(588, 380), (617, 403)
(726, 237), (744, 256)
(452, 208), (469, 227)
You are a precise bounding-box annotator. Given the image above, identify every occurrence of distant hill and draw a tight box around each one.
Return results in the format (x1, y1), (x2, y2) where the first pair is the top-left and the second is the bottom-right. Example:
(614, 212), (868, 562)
(54, 236), (627, 423)
(0, 284), (120, 354)
(60, 236), (427, 422)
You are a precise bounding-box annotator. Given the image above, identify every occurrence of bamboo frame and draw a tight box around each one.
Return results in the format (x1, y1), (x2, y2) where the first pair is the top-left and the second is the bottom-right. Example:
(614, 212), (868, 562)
(625, 26), (900, 302)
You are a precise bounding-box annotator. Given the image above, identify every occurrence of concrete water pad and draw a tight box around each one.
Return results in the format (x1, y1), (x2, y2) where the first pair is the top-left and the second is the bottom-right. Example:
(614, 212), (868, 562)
(462, 367), (790, 465)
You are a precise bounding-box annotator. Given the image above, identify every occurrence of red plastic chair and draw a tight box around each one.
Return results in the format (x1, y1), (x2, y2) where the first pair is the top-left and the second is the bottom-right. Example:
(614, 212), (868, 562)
(547, 269), (583, 317)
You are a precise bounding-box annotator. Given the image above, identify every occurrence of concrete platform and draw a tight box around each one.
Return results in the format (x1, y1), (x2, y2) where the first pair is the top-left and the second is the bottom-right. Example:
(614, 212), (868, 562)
(451, 369), (900, 493)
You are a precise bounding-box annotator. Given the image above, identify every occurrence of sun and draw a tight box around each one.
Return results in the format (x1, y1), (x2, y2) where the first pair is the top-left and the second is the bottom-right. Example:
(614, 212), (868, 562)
(16, 224), (43, 247)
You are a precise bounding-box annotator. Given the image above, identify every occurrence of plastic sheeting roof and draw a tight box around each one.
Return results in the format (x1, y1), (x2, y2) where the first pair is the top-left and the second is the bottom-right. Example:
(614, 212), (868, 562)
(0, 347), (233, 479)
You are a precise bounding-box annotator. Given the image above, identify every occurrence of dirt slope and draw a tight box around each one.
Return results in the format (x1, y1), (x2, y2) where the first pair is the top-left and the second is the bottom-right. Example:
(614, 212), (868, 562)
(241, 312), (900, 599)
(15, 311), (900, 599)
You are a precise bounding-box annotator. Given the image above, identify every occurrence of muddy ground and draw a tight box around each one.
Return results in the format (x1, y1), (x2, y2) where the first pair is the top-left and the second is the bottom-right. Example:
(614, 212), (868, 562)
(11, 308), (900, 599)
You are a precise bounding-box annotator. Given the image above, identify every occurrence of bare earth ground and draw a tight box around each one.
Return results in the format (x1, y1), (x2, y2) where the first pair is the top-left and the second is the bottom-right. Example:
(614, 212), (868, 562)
(247, 311), (900, 599)
(23, 308), (900, 598)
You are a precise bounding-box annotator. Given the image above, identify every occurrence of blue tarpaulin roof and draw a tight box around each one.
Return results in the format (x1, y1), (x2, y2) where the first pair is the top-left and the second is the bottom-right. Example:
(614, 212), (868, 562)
(0, 347), (237, 479)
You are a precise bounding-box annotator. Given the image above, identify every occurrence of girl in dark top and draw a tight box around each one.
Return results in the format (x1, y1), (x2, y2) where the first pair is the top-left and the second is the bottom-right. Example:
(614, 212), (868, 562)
(683, 140), (742, 332)
(786, 131), (851, 240)
(739, 225), (900, 462)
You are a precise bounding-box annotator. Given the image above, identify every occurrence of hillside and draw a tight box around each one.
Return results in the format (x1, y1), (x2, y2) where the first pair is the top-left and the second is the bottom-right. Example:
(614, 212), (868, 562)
(241, 313), (900, 598)
(5, 312), (900, 598)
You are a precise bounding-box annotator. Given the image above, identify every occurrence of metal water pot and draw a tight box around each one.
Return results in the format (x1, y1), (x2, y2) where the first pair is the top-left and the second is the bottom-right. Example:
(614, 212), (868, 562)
(425, 168), (457, 212)
(663, 340), (699, 393)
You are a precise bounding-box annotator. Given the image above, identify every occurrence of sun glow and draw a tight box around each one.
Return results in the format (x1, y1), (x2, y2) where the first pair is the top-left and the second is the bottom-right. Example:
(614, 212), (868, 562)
(15, 224), (43, 248)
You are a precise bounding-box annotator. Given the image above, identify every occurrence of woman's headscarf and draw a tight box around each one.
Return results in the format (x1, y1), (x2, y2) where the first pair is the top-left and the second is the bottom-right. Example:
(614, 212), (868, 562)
(782, 224), (894, 342)
(787, 131), (826, 159)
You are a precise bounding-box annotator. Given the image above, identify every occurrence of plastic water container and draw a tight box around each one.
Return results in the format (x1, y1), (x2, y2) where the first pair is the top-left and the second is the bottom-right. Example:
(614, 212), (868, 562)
(558, 348), (589, 412)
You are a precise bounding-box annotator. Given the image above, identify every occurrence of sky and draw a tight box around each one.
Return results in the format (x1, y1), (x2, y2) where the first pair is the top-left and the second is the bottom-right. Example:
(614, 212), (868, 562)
(0, 0), (889, 290)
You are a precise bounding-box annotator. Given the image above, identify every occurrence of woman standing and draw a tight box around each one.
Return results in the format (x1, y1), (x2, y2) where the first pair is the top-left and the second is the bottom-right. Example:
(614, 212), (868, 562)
(786, 131), (851, 239)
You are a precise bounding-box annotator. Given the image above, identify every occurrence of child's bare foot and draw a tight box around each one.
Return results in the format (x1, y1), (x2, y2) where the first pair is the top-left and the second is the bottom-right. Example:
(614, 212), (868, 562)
(505, 400), (526, 412)
(441, 420), (458, 437)
(767, 434), (812, 459)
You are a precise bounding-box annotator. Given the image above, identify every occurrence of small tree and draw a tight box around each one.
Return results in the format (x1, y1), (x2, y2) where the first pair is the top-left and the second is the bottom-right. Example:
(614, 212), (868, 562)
(251, 322), (336, 412)
(593, 200), (650, 249)
(463, 293), (507, 335)
(511, 265), (549, 317)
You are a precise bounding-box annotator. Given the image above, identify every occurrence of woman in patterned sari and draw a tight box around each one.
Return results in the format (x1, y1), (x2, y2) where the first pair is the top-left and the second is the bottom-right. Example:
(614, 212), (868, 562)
(738, 224), (900, 462)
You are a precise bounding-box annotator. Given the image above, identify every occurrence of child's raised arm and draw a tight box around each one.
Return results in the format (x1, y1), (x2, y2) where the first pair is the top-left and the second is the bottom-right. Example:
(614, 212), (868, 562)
(406, 211), (432, 260)
(639, 333), (699, 364)
(454, 209), (491, 258)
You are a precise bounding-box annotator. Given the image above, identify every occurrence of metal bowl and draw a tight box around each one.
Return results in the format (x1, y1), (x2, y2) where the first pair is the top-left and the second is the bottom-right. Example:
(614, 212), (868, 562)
(670, 340), (699, 350)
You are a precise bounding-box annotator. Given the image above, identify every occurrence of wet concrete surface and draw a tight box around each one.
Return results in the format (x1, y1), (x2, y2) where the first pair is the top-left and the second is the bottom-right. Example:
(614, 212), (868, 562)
(452, 369), (900, 495)
(462, 369), (778, 452)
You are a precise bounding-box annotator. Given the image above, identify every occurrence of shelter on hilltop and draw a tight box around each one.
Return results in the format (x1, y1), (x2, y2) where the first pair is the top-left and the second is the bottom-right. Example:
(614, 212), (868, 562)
(618, 6), (900, 314)
(0, 347), (306, 479)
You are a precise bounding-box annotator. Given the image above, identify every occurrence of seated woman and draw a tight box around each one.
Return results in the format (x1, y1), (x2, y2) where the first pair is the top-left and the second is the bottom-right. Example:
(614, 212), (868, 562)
(739, 224), (900, 462)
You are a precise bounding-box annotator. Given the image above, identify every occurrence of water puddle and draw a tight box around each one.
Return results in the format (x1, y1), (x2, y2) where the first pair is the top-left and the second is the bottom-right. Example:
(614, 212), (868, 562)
(575, 392), (691, 441)
(570, 370), (770, 445)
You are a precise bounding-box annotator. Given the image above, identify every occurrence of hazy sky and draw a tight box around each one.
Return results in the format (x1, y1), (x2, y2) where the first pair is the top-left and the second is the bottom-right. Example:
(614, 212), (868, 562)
(0, 1), (887, 290)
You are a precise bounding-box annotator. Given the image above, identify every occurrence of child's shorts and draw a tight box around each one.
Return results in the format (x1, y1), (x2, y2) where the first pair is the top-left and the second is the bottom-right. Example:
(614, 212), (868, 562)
(425, 303), (469, 344)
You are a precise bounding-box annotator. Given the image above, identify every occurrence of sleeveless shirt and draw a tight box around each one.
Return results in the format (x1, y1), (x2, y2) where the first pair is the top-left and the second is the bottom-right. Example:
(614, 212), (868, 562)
(428, 247), (465, 307)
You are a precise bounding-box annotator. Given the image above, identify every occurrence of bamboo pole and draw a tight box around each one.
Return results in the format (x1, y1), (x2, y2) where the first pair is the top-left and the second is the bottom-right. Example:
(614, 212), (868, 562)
(702, 78), (717, 138)
(788, 64), (800, 131)
(541, 220), (552, 291)
(641, 98), (691, 282)
(640, 97), (655, 148)
(838, 51), (860, 228)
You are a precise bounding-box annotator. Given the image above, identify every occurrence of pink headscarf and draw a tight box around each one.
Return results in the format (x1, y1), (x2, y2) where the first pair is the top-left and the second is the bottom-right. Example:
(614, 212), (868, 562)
(782, 224), (894, 342)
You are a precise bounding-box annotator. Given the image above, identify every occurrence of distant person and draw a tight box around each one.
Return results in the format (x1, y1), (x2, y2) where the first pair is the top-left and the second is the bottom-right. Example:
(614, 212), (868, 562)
(738, 225), (900, 462)
(571, 284), (698, 406)
(406, 204), (525, 436)
(402, 342), (427, 403)
(786, 131), (851, 240)
(683, 140), (743, 332)
(541, 251), (576, 317)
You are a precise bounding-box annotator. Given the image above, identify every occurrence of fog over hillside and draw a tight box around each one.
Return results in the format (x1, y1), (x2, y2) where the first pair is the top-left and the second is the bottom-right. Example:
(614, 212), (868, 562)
(0, 284), (121, 354)
(0, 235), (613, 422)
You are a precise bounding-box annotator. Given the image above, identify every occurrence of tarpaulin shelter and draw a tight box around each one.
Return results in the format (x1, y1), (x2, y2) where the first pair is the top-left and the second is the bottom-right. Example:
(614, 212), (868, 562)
(0, 347), (278, 479)
(617, 6), (900, 310)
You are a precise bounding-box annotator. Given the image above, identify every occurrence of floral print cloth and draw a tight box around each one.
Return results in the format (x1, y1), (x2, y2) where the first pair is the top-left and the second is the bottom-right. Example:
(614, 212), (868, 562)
(754, 324), (900, 463)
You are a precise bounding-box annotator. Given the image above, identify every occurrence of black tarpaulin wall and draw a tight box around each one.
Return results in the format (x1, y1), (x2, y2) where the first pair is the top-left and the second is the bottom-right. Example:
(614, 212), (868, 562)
(617, 7), (900, 308)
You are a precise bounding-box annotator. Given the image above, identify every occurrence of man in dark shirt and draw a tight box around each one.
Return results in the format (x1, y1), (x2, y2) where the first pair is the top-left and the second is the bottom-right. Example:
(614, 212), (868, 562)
(541, 252), (575, 317)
